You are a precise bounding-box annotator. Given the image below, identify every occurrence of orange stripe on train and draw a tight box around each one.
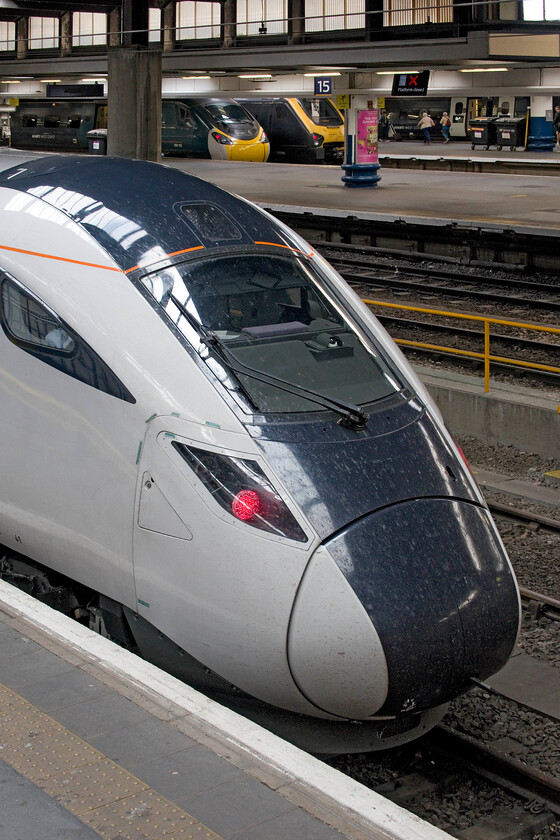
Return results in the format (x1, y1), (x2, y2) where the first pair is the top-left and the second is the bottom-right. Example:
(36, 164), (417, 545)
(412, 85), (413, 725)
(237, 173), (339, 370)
(254, 241), (313, 257)
(0, 243), (122, 272)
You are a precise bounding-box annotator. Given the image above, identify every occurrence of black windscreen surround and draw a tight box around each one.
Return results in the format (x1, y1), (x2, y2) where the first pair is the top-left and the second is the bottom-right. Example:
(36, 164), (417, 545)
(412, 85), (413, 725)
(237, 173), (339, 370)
(0, 276), (135, 403)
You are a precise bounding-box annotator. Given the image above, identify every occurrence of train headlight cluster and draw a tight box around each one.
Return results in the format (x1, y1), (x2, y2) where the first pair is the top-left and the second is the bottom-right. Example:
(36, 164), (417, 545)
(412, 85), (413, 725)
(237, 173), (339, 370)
(312, 133), (324, 147)
(211, 131), (234, 145)
(173, 442), (307, 542)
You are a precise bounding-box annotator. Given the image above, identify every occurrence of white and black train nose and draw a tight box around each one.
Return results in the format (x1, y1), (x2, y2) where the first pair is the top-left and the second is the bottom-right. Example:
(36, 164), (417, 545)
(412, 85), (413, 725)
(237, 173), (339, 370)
(288, 498), (520, 720)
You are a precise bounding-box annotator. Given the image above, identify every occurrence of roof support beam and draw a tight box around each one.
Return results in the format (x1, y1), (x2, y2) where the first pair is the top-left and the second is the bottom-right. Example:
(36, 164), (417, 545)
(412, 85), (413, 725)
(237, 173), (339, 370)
(121, 0), (149, 47)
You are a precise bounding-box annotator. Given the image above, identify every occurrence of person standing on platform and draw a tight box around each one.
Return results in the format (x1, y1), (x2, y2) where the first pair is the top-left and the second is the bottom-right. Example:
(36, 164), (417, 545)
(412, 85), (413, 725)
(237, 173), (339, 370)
(554, 105), (560, 151)
(379, 110), (388, 141)
(417, 110), (435, 144)
(440, 112), (451, 143)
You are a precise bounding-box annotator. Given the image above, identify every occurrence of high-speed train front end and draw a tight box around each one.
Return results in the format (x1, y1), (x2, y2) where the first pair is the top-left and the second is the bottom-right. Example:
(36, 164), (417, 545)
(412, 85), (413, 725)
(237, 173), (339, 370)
(0, 155), (520, 752)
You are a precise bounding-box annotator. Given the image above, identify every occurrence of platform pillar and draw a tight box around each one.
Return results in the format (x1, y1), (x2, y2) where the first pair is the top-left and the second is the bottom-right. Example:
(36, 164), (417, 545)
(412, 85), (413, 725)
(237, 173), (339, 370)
(221, 0), (237, 48)
(341, 99), (381, 188)
(528, 95), (555, 151)
(107, 46), (162, 161)
(16, 17), (27, 59)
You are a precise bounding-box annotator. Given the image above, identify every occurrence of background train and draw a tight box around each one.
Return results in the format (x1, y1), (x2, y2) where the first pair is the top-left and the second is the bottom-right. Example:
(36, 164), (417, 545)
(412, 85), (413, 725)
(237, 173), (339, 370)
(8, 94), (343, 163)
(384, 94), (533, 142)
(0, 153), (520, 753)
(9, 96), (270, 162)
(236, 96), (345, 163)
(162, 97), (269, 161)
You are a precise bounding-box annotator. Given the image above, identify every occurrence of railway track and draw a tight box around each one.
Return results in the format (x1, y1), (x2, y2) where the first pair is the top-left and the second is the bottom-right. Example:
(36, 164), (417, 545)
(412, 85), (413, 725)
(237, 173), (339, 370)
(306, 243), (560, 384)
(331, 696), (560, 840)
(489, 502), (560, 535)
(326, 256), (560, 314)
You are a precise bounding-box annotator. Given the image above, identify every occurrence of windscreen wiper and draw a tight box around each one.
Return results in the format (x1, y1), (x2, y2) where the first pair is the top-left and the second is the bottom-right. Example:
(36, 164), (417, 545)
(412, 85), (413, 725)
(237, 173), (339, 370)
(168, 293), (259, 409)
(203, 332), (369, 432)
(168, 294), (367, 430)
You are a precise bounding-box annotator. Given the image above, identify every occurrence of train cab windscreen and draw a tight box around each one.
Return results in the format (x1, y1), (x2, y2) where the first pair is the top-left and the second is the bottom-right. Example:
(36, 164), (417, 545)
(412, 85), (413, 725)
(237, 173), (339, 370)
(141, 253), (402, 415)
(296, 98), (344, 127)
(204, 102), (256, 127)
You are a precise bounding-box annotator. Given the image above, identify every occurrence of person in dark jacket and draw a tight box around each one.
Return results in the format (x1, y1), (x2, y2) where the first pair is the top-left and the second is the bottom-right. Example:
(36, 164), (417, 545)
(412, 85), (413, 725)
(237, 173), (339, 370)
(554, 105), (560, 151)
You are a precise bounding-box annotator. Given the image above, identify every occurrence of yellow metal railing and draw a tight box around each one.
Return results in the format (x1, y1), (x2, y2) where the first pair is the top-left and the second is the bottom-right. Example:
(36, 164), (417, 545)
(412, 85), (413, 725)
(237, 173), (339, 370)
(363, 298), (560, 393)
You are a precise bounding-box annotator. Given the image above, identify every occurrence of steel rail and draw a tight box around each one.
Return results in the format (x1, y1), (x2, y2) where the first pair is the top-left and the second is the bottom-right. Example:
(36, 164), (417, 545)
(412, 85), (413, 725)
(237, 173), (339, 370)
(489, 503), (560, 533)
(341, 269), (560, 311)
(329, 253), (559, 295)
(430, 725), (560, 817)
(376, 313), (560, 359)
(311, 239), (528, 272)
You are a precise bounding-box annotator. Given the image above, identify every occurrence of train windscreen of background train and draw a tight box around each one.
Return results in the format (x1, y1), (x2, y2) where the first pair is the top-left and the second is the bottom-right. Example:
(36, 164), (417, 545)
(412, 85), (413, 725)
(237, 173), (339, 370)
(297, 98), (344, 126)
(202, 102), (256, 127)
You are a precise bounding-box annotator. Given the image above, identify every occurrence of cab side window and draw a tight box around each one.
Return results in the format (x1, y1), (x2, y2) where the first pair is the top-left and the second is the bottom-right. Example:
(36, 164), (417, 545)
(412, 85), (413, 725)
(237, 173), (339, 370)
(0, 275), (135, 403)
(2, 279), (75, 352)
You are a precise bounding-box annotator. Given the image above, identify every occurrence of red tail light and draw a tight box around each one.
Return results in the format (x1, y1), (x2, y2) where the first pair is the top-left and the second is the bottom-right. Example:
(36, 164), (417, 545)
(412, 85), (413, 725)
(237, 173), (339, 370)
(232, 489), (261, 521)
(172, 443), (307, 542)
(456, 445), (472, 473)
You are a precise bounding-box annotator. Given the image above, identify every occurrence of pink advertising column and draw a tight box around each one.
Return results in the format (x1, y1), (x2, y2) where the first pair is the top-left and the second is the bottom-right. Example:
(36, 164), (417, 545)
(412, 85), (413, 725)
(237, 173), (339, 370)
(341, 106), (382, 188)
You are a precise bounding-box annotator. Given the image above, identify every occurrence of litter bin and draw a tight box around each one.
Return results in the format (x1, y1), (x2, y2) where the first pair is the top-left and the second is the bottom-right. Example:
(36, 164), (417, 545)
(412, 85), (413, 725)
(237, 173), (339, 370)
(469, 117), (497, 151)
(495, 116), (526, 151)
(87, 128), (107, 155)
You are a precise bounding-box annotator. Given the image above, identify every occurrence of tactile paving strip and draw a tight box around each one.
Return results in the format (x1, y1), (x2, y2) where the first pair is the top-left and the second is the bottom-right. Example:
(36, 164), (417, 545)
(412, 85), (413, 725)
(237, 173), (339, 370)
(0, 682), (223, 840)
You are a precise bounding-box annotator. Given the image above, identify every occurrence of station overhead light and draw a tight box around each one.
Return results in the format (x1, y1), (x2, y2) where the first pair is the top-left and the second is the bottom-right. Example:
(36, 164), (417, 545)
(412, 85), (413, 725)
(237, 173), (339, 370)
(460, 67), (508, 72)
(303, 72), (341, 77)
(182, 75), (211, 80)
(376, 70), (419, 75)
(238, 74), (272, 79)
(1, 80), (21, 84)
(40, 79), (61, 83)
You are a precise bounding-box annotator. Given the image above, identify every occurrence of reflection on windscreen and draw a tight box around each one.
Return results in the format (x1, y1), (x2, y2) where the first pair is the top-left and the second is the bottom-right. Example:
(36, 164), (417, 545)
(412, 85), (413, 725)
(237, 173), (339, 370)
(141, 253), (401, 414)
(297, 98), (343, 127)
(205, 104), (254, 124)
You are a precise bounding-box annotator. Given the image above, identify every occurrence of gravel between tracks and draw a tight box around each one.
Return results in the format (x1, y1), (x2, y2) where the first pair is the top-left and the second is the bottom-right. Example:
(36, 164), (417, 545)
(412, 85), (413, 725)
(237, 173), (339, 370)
(429, 435), (560, 837)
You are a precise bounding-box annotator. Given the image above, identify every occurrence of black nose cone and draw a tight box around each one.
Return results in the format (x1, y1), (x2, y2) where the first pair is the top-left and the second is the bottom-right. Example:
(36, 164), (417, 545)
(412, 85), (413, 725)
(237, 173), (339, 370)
(325, 499), (520, 715)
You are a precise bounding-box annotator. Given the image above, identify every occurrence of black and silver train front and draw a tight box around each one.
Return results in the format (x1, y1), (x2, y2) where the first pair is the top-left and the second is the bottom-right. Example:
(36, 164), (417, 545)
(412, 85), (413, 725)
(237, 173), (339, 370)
(265, 408), (521, 719)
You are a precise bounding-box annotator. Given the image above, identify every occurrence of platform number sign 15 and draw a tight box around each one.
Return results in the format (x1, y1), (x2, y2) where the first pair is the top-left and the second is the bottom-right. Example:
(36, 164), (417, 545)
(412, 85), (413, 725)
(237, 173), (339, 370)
(314, 77), (333, 96)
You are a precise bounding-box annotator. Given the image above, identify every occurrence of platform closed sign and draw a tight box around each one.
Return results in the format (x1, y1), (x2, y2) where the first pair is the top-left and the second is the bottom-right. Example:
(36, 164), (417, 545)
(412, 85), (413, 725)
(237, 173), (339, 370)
(391, 71), (430, 96)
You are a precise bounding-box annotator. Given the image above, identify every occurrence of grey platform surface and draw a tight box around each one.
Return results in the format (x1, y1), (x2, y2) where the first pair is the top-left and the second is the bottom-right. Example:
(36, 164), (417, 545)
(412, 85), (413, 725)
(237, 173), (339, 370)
(0, 614), (345, 840)
(0, 589), (454, 840)
(2, 143), (559, 235)
(164, 146), (560, 237)
(0, 758), (102, 840)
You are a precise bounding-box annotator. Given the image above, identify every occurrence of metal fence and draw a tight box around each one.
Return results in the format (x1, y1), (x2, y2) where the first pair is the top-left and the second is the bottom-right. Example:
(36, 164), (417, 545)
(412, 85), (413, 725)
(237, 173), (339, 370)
(363, 298), (560, 393)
